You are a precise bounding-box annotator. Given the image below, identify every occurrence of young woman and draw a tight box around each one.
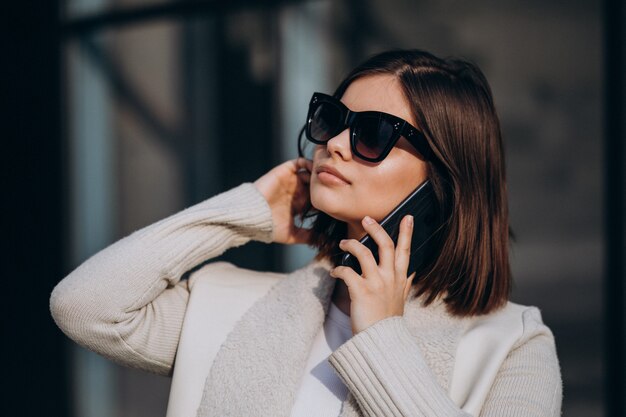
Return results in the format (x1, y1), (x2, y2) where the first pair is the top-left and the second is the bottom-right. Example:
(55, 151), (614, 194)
(50, 49), (563, 417)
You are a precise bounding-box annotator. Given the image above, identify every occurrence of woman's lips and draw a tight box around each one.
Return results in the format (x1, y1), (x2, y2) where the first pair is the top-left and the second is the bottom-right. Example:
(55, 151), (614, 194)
(316, 165), (351, 185)
(317, 171), (350, 185)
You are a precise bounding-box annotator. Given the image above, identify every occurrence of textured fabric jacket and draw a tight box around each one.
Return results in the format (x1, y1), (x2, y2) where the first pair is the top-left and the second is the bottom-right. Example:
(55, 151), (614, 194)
(50, 183), (563, 417)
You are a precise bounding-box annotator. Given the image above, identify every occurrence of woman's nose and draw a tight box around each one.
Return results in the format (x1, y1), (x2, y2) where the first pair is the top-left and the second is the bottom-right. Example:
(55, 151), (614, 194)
(325, 128), (352, 160)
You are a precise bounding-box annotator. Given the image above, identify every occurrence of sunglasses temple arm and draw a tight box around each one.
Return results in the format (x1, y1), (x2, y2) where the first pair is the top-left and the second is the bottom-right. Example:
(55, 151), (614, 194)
(297, 124), (306, 158)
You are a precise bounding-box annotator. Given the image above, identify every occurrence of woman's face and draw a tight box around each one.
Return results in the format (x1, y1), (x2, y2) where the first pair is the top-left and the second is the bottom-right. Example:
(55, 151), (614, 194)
(310, 74), (428, 240)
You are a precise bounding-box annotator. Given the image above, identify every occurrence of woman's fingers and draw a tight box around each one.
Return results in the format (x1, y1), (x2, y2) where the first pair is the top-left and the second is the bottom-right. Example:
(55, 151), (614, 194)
(339, 215), (414, 280)
(338, 238), (378, 277)
(359, 216), (395, 271)
(297, 170), (311, 185)
(253, 157), (316, 245)
(395, 215), (414, 281)
(339, 215), (413, 280)
(330, 265), (362, 290)
(295, 157), (313, 184)
(295, 157), (313, 173)
(404, 271), (417, 299)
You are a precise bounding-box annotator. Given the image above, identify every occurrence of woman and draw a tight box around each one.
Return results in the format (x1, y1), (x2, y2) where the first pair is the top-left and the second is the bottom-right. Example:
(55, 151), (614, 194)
(50, 49), (563, 417)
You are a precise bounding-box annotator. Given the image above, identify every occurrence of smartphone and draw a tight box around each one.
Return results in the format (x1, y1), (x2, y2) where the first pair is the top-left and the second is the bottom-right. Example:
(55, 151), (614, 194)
(340, 179), (439, 278)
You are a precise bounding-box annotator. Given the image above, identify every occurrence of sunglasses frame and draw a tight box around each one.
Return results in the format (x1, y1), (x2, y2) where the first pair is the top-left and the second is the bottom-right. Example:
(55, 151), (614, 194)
(302, 92), (432, 163)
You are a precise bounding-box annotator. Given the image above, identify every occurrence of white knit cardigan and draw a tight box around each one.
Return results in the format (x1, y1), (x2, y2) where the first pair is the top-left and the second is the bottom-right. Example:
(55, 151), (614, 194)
(50, 182), (563, 417)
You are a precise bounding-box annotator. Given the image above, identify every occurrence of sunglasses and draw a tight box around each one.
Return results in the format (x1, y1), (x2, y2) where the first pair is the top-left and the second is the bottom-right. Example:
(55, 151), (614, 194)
(298, 92), (432, 163)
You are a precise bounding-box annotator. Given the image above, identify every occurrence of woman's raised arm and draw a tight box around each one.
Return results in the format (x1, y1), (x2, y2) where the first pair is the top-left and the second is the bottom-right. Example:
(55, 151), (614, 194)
(49, 182), (274, 376)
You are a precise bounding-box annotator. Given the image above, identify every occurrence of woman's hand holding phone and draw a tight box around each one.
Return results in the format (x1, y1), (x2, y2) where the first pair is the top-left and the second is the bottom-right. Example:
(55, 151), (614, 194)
(330, 215), (417, 335)
(253, 157), (313, 245)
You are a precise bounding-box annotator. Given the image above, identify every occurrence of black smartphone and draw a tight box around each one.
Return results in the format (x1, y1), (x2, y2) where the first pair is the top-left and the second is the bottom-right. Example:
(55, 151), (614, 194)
(340, 179), (439, 278)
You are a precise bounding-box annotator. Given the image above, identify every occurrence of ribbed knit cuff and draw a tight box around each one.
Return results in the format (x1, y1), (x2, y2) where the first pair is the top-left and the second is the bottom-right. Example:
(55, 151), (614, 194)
(207, 182), (274, 244)
(49, 181), (276, 377)
(328, 316), (466, 417)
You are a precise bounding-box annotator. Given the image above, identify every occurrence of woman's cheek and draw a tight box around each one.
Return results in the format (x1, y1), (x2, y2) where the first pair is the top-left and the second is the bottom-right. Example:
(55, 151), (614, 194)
(309, 185), (321, 210)
(309, 180), (331, 212)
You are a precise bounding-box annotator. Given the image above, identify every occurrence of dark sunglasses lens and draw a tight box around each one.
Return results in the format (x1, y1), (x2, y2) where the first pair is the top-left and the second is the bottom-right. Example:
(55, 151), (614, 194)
(310, 102), (342, 142)
(353, 115), (395, 160)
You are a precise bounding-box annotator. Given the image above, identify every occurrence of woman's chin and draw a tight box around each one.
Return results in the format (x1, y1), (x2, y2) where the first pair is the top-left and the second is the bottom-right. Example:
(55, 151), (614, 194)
(312, 204), (352, 223)
(311, 198), (342, 221)
(310, 181), (357, 222)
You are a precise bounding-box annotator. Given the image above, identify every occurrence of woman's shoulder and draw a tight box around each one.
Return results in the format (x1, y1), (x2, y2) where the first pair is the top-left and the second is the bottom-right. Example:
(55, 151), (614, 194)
(448, 300), (560, 412)
(451, 300), (559, 390)
(186, 260), (287, 291)
(460, 300), (555, 349)
(483, 301), (555, 347)
(180, 261), (288, 323)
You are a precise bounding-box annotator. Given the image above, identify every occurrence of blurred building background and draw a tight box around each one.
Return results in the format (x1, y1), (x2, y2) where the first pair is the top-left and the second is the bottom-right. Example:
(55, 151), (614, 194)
(4, 0), (623, 416)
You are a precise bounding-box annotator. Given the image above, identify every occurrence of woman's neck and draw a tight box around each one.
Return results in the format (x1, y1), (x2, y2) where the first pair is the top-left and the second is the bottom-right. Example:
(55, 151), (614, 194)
(346, 222), (366, 241)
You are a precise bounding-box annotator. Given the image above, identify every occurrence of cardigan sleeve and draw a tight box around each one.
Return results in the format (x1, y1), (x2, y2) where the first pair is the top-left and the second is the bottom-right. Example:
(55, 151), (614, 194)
(327, 311), (562, 417)
(49, 182), (274, 377)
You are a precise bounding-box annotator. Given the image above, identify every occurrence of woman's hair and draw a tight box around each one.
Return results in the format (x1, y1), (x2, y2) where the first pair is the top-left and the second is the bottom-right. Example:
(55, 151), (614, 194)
(300, 48), (512, 317)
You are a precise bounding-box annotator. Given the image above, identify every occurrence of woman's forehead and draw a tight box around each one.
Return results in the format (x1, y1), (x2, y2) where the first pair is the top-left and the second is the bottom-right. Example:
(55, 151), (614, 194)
(340, 74), (416, 125)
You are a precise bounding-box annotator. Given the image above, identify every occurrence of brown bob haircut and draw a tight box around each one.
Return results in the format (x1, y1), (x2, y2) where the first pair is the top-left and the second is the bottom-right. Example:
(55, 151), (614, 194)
(300, 48), (512, 317)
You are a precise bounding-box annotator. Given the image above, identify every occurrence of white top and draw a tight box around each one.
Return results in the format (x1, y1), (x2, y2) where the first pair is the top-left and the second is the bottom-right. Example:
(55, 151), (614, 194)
(290, 301), (353, 417)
